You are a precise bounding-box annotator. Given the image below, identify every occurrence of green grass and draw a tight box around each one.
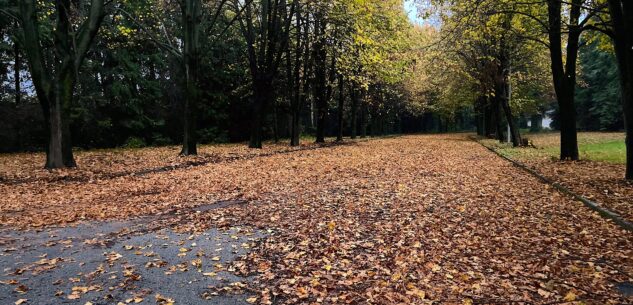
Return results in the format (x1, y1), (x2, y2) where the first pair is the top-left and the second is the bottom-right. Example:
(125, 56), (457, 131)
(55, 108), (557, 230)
(479, 132), (626, 165)
(579, 141), (625, 163)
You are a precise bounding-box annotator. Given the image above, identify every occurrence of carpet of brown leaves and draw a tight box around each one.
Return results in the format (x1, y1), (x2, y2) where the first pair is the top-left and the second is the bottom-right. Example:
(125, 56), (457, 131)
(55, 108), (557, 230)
(519, 159), (633, 222)
(1, 134), (632, 304)
(480, 133), (633, 223)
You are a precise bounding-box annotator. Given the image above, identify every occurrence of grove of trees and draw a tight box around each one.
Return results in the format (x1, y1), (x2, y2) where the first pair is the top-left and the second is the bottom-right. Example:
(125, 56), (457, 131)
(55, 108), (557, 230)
(413, 0), (632, 179)
(0, 0), (631, 180)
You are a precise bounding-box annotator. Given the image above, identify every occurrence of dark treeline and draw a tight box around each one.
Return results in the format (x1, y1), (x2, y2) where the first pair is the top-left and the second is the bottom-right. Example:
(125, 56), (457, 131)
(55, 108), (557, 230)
(0, 0), (439, 164)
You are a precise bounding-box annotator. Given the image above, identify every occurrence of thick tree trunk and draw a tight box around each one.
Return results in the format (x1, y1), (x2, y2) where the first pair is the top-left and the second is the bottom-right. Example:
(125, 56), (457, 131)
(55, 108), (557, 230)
(19, 0), (104, 168)
(249, 79), (272, 148)
(46, 68), (76, 168)
(180, 60), (198, 156)
(547, 0), (580, 160)
(180, 0), (201, 156)
(607, 0), (633, 179)
(558, 91), (579, 160)
(289, 3), (303, 147)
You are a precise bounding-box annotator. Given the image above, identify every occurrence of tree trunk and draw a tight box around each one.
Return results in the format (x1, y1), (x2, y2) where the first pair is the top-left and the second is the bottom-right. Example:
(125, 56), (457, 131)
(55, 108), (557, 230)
(250, 79), (272, 148)
(498, 72), (521, 146)
(558, 90), (579, 159)
(350, 84), (359, 139)
(13, 35), (21, 105)
(607, 0), (633, 179)
(313, 26), (327, 143)
(289, 3), (303, 147)
(19, 0), (104, 168)
(547, 0), (580, 160)
(360, 102), (368, 138)
(494, 99), (504, 142)
(180, 0), (201, 156)
(500, 97), (521, 146)
(46, 68), (76, 168)
(484, 98), (494, 137)
(273, 101), (280, 143)
(336, 75), (345, 142)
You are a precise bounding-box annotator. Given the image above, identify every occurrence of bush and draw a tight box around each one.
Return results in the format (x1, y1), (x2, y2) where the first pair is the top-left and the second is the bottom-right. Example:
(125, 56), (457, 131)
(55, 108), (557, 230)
(123, 137), (146, 148)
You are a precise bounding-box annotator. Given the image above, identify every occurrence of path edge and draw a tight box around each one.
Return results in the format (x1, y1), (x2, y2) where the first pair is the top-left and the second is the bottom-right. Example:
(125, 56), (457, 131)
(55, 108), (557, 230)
(472, 137), (633, 233)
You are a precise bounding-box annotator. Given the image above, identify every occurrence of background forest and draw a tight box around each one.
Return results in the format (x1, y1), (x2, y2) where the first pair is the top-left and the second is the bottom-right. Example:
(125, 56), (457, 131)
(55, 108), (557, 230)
(0, 0), (630, 178)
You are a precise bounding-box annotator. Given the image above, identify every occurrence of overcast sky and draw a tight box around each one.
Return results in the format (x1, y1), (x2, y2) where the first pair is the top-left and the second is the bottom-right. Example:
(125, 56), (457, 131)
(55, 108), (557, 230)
(404, 0), (423, 25)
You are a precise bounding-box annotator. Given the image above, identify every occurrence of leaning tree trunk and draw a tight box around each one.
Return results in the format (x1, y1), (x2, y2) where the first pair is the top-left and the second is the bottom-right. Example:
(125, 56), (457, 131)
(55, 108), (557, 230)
(494, 99), (504, 142)
(500, 97), (521, 147)
(498, 79), (521, 146)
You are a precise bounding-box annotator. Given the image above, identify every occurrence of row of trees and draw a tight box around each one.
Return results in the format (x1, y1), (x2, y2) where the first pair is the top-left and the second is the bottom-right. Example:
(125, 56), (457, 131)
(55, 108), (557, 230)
(417, 0), (632, 180)
(0, 0), (427, 167)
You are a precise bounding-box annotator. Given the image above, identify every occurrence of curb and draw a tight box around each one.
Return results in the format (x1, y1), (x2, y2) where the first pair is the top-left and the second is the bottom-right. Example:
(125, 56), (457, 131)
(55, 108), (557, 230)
(474, 138), (633, 233)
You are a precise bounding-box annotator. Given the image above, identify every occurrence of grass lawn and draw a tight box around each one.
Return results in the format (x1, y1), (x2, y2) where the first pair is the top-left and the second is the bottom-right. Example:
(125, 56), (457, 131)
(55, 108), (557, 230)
(481, 132), (626, 164)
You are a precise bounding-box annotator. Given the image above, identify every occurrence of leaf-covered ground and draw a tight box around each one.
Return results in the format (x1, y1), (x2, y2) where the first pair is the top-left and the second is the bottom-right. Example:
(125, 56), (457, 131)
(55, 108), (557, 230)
(480, 132), (633, 223)
(1, 134), (632, 304)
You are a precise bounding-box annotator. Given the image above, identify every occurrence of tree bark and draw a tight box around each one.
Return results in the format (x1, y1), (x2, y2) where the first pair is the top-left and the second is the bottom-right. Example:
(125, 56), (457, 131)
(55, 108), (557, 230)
(249, 78), (272, 148)
(313, 14), (327, 144)
(180, 0), (201, 156)
(607, 0), (633, 179)
(360, 101), (368, 138)
(349, 84), (359, 139)
(547, 0), (580, 160)
(494, 98), (504, 142)
(18, 0), (104, 168)
(13, 33), (21, 105)
(497, 66), (521, 146)
(336, 74), (345, 142)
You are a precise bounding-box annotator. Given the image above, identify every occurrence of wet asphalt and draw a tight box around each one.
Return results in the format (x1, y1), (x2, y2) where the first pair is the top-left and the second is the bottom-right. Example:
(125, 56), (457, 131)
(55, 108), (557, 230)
(0, 218), (263, 305)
